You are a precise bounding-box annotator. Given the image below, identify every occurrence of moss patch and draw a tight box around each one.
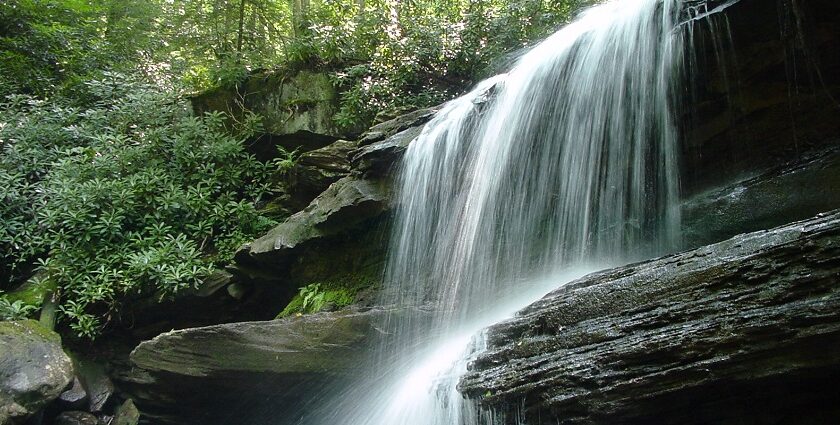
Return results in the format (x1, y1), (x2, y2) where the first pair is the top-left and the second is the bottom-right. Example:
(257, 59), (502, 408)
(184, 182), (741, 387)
(5, 277), (55, 305)
(276, 281), (363, 318)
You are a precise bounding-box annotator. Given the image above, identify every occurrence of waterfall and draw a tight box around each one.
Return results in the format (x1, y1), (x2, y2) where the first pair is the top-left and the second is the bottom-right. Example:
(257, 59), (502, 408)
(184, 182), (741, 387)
(311, 0), (687, 423)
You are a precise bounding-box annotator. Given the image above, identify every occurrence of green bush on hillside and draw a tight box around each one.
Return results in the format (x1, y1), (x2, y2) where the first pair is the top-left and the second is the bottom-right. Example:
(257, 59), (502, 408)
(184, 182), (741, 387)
(0, 73), (277, 338)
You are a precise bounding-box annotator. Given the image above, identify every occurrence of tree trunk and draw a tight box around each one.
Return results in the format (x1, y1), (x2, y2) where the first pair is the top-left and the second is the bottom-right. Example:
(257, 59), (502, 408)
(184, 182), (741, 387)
(236, 0), (247, 61)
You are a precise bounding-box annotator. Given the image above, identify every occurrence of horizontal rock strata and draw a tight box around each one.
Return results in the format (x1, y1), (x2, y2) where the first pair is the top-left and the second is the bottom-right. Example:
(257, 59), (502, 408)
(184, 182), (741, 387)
(123, 307), (426, 425)
(459, 210), (840, 424)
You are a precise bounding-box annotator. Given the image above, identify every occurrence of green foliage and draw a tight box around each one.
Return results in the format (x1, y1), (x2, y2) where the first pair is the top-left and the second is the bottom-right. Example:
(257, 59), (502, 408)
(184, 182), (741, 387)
(277, 282), (357, 318)
(300, 283), (326, 312)
(306, 0), (597, 129)
(0, 73), (277, 338)
(2, 0), (595, 124)
(273, 146), (301, 174)
(0, 293), (40, 320)
(0, 0), (158, 97)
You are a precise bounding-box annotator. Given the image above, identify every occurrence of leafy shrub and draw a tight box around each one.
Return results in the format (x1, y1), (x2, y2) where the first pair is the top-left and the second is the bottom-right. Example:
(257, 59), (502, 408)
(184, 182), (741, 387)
(0, 73), (277, 338)
(0, 294), (39, 320)
(273, 146), (301, 174)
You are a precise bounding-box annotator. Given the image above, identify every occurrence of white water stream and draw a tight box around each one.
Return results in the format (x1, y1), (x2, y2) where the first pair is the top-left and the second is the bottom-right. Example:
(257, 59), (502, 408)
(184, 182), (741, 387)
(307, 0), (688, 423)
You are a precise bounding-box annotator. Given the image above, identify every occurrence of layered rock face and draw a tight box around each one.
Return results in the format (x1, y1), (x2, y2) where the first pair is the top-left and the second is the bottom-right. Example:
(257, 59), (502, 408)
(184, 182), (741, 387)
(121, 307), (427, 425)
(460, 210), (840, 424)
(231, 104), (443, 297)
(191, 70), (345, 161)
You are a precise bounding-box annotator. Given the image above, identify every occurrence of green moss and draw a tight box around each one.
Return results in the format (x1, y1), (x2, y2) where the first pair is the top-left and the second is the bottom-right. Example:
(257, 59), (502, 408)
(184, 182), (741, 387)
(275, 282), (360, 318)
(6, 277), (55, 305)
(0, 319), (59, 343)
(276, 294), (304, 318)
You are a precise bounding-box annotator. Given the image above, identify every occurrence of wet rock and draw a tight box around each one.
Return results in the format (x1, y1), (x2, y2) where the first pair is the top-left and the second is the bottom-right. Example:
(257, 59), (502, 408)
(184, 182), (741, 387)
(57, 378), (88, 410)
(122, 307), (425, 425)
(682, 0), (840, 195)
(460, 210), (840, 425)
(682, 147), (840, 248)
(357, 105), (440, 146)
(53, 411), (99, 425)
(0, 320), (74, 424)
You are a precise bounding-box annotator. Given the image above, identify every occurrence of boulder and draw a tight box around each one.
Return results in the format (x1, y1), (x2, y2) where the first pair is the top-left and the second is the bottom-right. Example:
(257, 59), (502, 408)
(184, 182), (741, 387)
(459, 210), (840, 424)
(0, 320), (74, 424)
(236, 176), (390, 274)
(191, 70), (344, 161)
(122, 307), (424, 425)
(53, 411), (99, 425)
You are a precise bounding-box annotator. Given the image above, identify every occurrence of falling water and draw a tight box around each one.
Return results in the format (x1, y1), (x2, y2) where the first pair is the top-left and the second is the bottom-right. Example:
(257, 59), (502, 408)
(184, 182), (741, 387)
(312, 0), (687, 423)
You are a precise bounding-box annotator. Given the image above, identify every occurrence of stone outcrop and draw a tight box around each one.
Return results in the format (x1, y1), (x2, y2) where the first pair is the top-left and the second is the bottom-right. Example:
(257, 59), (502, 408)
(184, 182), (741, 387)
(459, 210), (840, 424)
(267, 139), (360, 216)
(122, 307), (425, 425)
(191, 70), (346, 161)
(356, 105), (440, 147)
(0, 320), (74, 424)
(237, 176), (390, 273)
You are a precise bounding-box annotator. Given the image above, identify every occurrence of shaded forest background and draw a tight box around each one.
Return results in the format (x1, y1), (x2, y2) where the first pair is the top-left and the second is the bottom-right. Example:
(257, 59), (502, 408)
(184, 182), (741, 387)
(0, 0), (590, 339)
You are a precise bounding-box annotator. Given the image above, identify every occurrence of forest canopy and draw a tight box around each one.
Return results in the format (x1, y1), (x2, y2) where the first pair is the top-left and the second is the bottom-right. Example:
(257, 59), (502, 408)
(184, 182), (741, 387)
(1, 0), (592, 121)
(0, 0), (591, 338)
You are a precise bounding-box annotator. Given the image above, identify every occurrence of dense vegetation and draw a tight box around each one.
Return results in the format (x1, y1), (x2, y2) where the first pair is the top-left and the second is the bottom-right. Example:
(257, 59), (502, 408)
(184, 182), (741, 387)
(1, 0), (591, 338)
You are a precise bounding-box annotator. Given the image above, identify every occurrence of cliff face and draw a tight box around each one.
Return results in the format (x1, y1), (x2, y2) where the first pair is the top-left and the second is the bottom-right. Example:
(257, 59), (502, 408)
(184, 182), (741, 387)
(682, 0), (840, 195)
(459, 210), (840, 424)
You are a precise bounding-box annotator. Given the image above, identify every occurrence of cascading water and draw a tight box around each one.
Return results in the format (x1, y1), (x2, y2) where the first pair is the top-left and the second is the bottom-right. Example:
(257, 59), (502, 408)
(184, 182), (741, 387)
(310, 0), (688, 423)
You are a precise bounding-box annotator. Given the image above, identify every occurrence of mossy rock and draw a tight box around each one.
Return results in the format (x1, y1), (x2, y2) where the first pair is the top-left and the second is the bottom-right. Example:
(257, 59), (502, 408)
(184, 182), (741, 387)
(276, 283), (361, 318)
(4, 276), (55, 306)
(0, 320), (74, 424)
